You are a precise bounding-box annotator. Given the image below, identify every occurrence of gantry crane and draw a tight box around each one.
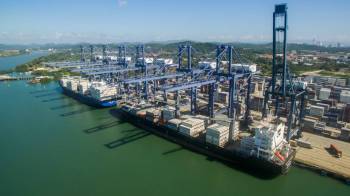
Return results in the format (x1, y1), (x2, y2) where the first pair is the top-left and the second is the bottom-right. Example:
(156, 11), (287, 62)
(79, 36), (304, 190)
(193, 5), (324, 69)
(80, 45), (85, 62)
(117, 45), (127, 68)
(214, 45), (252, 141)
(262, 4), (307, 141)
(161, 43), (252, 142)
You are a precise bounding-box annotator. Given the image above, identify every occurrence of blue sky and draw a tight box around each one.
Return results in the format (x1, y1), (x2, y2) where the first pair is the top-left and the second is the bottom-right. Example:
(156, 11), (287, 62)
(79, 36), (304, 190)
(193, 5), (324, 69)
(1, 0), (350, 44)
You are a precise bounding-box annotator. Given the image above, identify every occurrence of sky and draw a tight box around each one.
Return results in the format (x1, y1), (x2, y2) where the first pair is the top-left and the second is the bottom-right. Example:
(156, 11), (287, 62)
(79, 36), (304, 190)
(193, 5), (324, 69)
(1, 0), (350, 45)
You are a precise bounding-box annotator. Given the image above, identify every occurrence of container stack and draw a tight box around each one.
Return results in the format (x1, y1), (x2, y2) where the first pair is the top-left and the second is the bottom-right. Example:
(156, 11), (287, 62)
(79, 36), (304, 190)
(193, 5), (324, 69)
(194, 115), (209, 128)
(179, 118), (205, 137)
(302, 117), (317, 131)
(340, 90), (350, 104)
(340, 124), (350, 141)
(220, 86), (229, 92)
(90, 83), (117, 100)
(319, 88), (331, 100)
(66, 80), (78, 91)
(316, 103), (330, 112)
(155, 58), (173, 66)
(182, 97), (190, 104)
(345, 104), (350, 123)
(206, 123), (229, 147)
(240, 136), (255, 154)
(314, 122), (326, 132)
(216, 121), (240, 140)
(77, 80), (89, 94)
(162, 106), (176, 121)
(60, 78), (68, 87)
(146, 109), (160, 123)
(335, 78), (347, 87)
(217, 92), (229, 104)
(309, 105), (325, 118)
(166, 119), (182, 131)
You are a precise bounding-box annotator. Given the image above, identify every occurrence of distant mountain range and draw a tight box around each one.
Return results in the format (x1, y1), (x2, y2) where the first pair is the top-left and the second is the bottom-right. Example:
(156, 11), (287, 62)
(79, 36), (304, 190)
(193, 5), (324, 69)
(1, 41), (350, 54)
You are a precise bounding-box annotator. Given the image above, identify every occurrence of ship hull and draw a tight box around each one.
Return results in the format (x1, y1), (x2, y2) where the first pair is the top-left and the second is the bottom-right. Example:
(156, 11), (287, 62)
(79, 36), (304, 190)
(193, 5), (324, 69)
(115, 108), (295, 177)
(59, 84), (117, 108)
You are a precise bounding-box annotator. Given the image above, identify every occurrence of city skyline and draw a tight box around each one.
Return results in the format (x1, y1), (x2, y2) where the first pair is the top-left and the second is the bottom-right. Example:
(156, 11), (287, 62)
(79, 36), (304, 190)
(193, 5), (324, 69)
(1, 0), (350, 45)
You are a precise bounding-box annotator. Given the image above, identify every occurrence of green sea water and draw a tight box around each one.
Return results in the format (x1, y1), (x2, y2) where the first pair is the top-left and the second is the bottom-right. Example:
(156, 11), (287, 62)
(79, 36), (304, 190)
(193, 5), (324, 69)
(0, 57), (349, 196)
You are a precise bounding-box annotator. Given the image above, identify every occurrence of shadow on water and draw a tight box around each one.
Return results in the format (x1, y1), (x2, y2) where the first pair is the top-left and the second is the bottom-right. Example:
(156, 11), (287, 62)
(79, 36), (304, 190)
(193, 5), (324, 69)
(42, 96), (68, 102)
(105, 131), (150, 149)
(162, 147), (184, 155)
(35, 92), (59, 98)
(60, 107), (98, 117)
(50, 103), (77, 110)
(121, 128), (139, 133)
(98, 116), (114, 121)
(29, 89), (55, 94)
(83, 120), (124, 134)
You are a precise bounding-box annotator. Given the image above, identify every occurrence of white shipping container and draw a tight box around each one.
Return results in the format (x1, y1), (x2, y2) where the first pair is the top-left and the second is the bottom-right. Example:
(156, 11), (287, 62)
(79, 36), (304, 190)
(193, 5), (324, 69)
(156, 58), (173, 65)
(232, 63), (257, 73)
(206, 123), (230, 147)
(181, 118), (205, 128)
(319, 88), (331, 100)
(198, 61), (216, 69)
(166, 119), (182, 131)
(179, 125), (205, 137)
(179, 118), (205, 137)
(162, 107), (176, 121)
(66, 80), (78, 91)
(309, 105), (324, 117)
(138, 57), (154, 64)
(77, 80), (89, 94)
(340, 91), (350, 104)
(60, 78), (68, 87)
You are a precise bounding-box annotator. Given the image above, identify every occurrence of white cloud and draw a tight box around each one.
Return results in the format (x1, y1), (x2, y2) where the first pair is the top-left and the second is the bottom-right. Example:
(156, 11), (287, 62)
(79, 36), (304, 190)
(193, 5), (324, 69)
(117, 0), (128, 7)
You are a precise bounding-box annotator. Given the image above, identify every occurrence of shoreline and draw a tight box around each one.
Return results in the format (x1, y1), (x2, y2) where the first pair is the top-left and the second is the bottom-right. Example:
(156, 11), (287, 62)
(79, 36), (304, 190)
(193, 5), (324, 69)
(293, 161), (350, 185)
(0, 51), (31, 58)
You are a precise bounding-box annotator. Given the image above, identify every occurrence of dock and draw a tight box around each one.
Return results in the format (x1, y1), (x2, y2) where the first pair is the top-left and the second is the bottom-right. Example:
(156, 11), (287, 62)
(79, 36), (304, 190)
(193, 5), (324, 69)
(294, 132), (350, 182)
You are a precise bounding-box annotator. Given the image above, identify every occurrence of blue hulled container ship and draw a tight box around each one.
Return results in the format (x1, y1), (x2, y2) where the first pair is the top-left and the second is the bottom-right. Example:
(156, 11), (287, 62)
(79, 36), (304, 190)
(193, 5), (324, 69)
(59, 76), (117, 108)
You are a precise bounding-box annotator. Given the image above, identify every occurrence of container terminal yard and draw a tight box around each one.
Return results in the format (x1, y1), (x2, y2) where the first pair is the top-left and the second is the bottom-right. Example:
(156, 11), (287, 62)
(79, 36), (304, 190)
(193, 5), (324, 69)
(35, 4), (350, 183)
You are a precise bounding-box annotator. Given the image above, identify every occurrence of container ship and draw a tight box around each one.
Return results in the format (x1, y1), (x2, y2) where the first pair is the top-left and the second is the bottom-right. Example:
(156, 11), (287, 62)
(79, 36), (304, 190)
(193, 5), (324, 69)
(115, 101), (295, 176)
(59, 76), (118, 108)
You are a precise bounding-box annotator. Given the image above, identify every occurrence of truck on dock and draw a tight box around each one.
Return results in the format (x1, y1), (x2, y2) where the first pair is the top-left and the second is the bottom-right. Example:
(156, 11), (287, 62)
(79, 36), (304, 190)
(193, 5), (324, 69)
(329, 144), (342, 158)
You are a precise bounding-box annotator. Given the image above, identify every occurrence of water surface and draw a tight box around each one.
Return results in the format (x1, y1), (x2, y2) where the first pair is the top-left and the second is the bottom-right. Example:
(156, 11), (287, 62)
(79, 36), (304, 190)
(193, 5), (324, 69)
(0, 51), (48, 71)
